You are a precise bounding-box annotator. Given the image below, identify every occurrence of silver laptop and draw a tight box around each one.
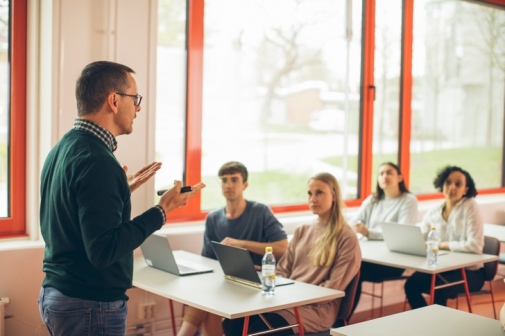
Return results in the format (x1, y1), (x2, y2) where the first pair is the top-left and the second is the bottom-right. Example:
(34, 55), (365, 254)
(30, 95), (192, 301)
(381, 222), (446, 257)
(140, 234), (214, 276)
(211, 241), (294, 289)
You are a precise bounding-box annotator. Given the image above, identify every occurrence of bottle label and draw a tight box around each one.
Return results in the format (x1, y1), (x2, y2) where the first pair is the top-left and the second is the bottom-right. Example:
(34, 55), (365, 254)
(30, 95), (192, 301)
(427, 241), (439, 252)
(262, 264), (275, 277)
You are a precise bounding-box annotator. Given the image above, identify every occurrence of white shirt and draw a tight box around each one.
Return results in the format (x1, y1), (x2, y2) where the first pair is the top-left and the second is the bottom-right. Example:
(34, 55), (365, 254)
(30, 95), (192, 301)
(419, 197), (484, 270)
(351, 192), (419, 240)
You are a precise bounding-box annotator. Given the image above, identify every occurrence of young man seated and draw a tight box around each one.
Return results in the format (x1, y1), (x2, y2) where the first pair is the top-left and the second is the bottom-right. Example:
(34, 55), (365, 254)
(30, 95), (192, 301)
(177, 161), (288, 336)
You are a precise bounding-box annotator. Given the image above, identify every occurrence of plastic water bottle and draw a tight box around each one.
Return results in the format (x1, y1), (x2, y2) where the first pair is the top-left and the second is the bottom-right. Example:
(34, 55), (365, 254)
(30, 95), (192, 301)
(261, 246), (276, 295)
(427, 226), (440, 266)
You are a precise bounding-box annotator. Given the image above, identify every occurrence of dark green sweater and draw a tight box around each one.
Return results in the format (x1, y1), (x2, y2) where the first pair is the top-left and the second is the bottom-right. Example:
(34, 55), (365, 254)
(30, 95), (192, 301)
(40, 129), (163, 301)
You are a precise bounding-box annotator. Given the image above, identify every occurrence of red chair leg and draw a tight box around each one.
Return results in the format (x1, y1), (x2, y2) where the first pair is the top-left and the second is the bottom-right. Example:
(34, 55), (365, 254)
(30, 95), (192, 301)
(370, 282), (376, 318)
(489, 281), (497, 319)
(380, 282), (385, 317)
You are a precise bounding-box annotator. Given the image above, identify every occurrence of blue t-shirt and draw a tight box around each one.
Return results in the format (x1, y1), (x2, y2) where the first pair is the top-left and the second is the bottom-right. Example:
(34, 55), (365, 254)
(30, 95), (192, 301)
(202, 201), (287, 265)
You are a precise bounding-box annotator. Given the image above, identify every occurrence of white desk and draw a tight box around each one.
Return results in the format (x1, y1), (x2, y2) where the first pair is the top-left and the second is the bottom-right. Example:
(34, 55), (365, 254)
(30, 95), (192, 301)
(359, 240), (498, 310)
(133, 251), (344, 335)
(331, 304), (505, 336)
(485, 223), (505, 243)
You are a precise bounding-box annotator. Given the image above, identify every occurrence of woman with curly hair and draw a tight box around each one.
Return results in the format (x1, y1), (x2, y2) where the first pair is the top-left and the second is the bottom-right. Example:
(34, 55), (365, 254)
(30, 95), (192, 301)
(404, 165), (484, 309)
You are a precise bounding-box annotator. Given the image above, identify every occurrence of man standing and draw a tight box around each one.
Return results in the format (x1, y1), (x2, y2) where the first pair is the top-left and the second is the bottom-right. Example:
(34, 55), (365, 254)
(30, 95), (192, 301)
(38, 61), (205, 336)
(178, 161), (288, 336)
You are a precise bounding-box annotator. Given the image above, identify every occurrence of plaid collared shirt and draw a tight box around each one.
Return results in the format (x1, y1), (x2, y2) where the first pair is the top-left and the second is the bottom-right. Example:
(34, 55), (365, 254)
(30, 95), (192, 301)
(73, 118), (118, 152)
(72, 118), (166, 222)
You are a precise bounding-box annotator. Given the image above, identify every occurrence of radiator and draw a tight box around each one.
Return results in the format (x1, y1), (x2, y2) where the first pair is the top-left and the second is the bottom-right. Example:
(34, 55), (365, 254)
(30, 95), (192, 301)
(0, 302), (4, 336)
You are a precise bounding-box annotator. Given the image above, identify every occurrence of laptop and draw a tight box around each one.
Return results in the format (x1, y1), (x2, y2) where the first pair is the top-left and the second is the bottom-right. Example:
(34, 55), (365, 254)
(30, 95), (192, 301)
(211, 241), (294, 289)
(381, 222), (447, 257)
(140, 234), (214, 276)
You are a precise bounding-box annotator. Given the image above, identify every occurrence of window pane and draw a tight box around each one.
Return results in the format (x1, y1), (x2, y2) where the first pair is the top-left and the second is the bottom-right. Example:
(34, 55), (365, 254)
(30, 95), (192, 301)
(0, 0), (9, 217)
(155, 0), (187, 193)
(201, 0), (363, 209)
(372, 0), (403, 190)
(410, 0), (505, 193)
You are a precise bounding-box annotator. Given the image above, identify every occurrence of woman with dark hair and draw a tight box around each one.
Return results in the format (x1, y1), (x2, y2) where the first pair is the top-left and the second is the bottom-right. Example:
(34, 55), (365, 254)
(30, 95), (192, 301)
(222, 172), (361, 335)
(350, 162), (419, 315)
(352, 162), (418, 239)
(404, 165), (484, 309)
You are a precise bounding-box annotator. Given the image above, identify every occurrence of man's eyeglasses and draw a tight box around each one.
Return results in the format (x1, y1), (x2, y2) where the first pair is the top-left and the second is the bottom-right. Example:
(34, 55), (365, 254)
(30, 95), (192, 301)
(116, 92), (142, 106)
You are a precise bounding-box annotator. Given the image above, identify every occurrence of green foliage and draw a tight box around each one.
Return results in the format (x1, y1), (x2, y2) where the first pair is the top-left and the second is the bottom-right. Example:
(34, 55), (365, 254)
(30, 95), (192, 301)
(157, 0), (186, 48)
(410, 147), (501, 192)
(201, 170), (310, 211)
(325, 147), (501, 193)
(197, 147), (503, 211)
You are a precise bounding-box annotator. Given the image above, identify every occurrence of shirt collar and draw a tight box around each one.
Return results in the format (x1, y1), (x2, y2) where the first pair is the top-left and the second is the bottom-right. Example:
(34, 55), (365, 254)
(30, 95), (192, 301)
(73, 118), (118, 152)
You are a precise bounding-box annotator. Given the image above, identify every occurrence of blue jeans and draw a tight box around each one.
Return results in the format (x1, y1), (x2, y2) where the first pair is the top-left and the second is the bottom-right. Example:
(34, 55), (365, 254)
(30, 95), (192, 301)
(38, 287), (128, 336)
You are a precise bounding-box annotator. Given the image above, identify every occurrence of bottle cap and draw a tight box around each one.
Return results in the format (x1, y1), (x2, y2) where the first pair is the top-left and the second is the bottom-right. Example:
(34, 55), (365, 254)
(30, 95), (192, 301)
(265, 246), (273, 253)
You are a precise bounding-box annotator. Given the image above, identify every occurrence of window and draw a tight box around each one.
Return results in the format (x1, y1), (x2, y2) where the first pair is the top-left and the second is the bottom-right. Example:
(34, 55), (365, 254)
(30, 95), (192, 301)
(372, 0), (403, 189)
(0, 0), (26, 236)
(410, 0), (505, 194)
(0, 2), (9, 216)
(155, 0), (187, 192)
(0, 0), (501, 238)
(152, 0), (504, 222)
(200, 0), (363, 210)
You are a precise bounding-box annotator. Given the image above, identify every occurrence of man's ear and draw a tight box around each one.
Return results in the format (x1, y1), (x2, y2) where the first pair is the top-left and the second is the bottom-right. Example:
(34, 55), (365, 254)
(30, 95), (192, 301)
(108, 92), (119, 113)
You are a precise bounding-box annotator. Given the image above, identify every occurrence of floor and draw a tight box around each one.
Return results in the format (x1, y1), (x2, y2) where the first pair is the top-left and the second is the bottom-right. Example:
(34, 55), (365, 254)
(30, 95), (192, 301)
(349, 272), (505, 325)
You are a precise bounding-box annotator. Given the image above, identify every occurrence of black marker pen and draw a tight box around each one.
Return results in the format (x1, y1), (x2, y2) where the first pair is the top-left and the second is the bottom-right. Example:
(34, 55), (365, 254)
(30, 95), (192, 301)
(157, 186), (192, 196)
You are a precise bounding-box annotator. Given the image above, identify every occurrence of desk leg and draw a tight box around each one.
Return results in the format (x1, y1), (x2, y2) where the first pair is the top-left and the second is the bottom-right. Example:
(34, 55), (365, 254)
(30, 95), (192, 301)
(429, 274), (436, 305)
(240, 309), (304, 336)
(242, 316), (250, 336)
(293, 307), (304, 336)
(460, 268), (472, 313)
(168, 299), (177, 336)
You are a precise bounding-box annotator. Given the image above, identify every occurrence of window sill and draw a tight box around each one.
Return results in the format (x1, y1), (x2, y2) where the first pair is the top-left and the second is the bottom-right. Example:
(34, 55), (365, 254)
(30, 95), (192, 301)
(0, 238), (44, 252)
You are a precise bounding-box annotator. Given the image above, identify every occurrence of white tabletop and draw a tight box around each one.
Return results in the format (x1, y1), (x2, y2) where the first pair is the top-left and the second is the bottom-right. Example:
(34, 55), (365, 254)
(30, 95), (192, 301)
(485, 223), (505, 243)
(331, 304), (505, 336)
(133, 250), (344, 319)
(359, 240), (498, 273)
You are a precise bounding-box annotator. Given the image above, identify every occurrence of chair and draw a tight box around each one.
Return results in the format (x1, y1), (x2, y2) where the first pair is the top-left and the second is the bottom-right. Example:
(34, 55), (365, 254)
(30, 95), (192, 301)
(288, 271), (360, 336)
(499, 253), (505, 265)
(333, 270), (360, 327)
(451, 236), (500, 318)
(497, 252), (505, 277)
(360, 273), (410, 318)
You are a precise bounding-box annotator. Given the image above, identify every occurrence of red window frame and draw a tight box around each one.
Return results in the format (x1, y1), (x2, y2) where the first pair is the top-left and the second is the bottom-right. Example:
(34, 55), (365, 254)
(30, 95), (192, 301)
(0, 0), (27, 236)
(165, 0), (505, 222)
(3, 0), (503, 228)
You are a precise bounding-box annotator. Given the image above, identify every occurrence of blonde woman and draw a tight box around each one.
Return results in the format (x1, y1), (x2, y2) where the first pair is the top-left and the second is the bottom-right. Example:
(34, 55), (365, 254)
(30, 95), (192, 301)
(222, 172), (362, 335)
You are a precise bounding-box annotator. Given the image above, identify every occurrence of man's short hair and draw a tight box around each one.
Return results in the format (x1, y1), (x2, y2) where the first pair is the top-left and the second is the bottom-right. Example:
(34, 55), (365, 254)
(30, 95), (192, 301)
(218, 161), (248, 182)
(75, 61), (135, 116)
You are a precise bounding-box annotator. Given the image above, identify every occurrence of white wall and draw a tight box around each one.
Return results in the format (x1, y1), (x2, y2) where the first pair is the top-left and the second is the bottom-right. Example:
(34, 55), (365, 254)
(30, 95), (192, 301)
(35, 0), (158, 220)
(0, 245), (46, 335)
